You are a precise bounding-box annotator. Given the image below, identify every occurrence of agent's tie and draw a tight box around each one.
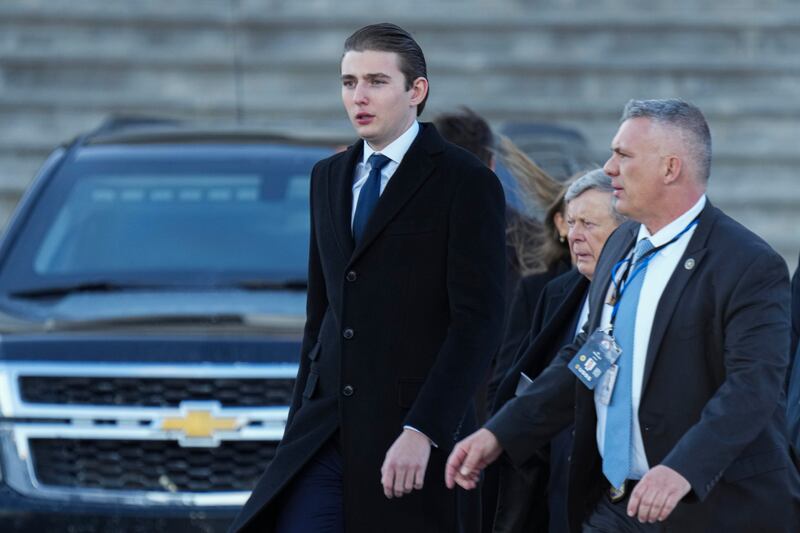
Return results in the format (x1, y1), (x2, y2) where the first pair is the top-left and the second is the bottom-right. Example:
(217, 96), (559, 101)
(352, 153), (391, 246)
(603, 237), (655, 489)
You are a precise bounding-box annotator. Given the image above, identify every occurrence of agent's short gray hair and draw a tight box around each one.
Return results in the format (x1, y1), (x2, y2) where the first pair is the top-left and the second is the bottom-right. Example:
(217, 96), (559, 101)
(621, 98), (712, 182)
(564, 168), (626, 223)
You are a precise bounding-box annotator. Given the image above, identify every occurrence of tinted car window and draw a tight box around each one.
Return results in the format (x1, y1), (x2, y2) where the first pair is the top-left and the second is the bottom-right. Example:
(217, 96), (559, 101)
(0, 144), (330, 292)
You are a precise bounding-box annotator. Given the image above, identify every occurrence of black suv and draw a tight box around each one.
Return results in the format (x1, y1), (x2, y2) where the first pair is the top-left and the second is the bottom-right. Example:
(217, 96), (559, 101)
(0, 119), (334, 531)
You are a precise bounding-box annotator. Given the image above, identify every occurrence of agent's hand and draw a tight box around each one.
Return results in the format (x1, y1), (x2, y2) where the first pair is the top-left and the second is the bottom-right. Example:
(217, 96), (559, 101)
(444, 428), (503, 490)
(627, 465), (691, 523)
(380, 428), (432, 498)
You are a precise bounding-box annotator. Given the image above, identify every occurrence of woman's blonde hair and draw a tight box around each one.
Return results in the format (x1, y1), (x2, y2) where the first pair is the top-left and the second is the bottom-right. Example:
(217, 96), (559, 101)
(498, 135), (574, 276)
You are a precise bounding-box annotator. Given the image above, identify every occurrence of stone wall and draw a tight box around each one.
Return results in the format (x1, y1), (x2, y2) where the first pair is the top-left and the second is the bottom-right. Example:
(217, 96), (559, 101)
(1, 0), (797, 268)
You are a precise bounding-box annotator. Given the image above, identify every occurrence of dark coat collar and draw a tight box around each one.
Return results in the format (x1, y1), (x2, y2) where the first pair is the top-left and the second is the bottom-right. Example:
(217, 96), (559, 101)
(326, 122), (446, 265)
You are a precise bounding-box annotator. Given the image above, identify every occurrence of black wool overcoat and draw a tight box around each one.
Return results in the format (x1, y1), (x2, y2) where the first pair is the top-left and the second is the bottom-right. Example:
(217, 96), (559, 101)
(229, 123), (507, 533)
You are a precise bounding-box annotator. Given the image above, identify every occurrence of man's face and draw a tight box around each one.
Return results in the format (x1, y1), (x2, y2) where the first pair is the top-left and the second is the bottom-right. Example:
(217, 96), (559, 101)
(341, 50), (423, 151)
(603, 117), (666, 223)
(566, 189), (620, 280)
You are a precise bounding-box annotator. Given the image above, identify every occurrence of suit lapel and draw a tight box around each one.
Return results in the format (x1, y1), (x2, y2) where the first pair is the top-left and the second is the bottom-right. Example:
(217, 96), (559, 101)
(640, 203), (717, 393)
(588, 223), (637, 332)
(326, 141), (362, 261)
(550, 273), (590, 341)
(348, 124), (442, 266)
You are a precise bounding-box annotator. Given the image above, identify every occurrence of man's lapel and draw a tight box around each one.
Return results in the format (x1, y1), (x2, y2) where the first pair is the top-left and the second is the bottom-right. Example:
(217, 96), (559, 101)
(348, 123), (443, 266)
(326, 141), (362, 261)
(547, 272), (591, 340)
(589, 223), (637, 332)
(640, 203), (717, 393)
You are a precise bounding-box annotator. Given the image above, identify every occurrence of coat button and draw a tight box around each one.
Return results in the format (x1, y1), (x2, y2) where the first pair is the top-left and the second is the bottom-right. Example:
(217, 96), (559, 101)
(346, 271), (357, 282)
(342, 385), (354, 397)
(343, 328), (354, 339)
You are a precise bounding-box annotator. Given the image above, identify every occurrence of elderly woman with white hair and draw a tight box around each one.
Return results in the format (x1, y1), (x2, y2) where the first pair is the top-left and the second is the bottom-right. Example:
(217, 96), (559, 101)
(489, 168), (625, 533)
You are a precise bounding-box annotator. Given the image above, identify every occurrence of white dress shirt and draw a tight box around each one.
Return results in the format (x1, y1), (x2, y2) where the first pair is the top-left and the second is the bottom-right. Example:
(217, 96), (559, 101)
(350, 121), (419, 226)
(594, 195), (707, 479)
(575, 294), (590, 339)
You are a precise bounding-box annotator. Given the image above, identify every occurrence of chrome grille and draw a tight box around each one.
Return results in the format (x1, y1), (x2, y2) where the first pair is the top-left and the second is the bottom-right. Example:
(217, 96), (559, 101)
(0, 362), (297, 506)
(30, 438), (277, 492)
(19, 375), (295, 407)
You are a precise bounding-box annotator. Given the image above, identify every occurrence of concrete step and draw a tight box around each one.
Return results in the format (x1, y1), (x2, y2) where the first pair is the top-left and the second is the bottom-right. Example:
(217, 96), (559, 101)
(6, 64), (799, 127)
(6, 1), (800, 25)
(5, 19), (800, 66)
(5, 3), (800, 68)
(0, 0), (798, 268)
(6, 46), (800, 73)
(720, 202), (799, 269)
(9, 90), (800, 125)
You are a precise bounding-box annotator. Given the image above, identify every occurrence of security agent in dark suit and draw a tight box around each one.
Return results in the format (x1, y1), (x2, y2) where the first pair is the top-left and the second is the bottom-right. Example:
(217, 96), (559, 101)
(228, 23), (506, 533)
(447, 99), (800, 532)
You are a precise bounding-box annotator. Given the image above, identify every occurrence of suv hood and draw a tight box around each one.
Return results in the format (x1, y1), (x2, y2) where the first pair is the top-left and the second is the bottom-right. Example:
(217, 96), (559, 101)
(0, 289), (307, 329)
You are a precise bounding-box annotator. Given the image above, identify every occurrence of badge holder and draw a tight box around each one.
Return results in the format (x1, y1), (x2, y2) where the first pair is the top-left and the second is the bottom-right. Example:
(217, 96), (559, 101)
(568, 329), (622, 404)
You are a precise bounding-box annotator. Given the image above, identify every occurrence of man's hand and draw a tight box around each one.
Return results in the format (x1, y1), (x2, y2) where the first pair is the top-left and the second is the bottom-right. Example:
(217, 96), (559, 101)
(380, 428), (432, 499)
(444, 428), (503, 490)
(627, 465), (691, 523)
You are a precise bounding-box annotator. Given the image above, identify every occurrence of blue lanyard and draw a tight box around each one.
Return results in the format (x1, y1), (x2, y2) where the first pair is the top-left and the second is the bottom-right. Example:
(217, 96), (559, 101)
(608, 217), (700, 328)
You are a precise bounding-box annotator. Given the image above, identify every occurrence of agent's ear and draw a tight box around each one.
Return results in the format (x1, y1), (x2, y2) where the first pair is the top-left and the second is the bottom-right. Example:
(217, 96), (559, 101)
(663, 154), (682, 185)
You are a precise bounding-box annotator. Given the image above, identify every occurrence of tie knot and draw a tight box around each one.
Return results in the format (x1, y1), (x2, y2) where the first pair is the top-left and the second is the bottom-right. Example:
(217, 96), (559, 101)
(367, 153), (391, 173)
(633, 238), (654, 264)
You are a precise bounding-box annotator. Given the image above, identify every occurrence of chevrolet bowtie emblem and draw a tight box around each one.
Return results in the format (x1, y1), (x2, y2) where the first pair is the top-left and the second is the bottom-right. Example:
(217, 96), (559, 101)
(161, 410), (240, 438)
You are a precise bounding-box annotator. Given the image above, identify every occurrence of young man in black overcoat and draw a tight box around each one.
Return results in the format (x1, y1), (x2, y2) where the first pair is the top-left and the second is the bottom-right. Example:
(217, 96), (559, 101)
(228, 22), (506, 533)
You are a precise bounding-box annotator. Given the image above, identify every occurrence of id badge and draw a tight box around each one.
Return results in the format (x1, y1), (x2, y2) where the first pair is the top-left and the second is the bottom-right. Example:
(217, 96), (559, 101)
(568, 329), (622, 390)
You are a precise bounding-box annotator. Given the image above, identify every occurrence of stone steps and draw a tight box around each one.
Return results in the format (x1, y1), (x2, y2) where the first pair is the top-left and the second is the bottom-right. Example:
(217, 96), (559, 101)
(0, 0), (798, 268)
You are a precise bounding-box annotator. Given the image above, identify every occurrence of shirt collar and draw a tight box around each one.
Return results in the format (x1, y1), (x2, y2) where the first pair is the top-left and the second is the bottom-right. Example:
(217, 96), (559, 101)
(362, 121), (419, 166)
(636, 194), (706, 248)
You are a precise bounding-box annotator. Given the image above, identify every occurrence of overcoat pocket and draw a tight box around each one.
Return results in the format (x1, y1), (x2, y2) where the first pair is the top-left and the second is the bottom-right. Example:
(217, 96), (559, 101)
(307, 342), (321, 361)
(303, 372), (319, 399)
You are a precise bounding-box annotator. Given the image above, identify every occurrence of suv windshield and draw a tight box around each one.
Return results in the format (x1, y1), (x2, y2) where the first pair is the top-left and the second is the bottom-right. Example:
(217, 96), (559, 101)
(0, 144), (331, 293)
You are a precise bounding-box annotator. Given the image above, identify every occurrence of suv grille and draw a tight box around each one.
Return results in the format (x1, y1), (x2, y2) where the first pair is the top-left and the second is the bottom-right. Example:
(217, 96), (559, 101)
(30, 439), (277, 492)
(20, 376), (295, 407)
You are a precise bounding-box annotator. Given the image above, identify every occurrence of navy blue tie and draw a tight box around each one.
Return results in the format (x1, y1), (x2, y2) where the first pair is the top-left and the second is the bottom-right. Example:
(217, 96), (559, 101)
(353, 153), (391, 245)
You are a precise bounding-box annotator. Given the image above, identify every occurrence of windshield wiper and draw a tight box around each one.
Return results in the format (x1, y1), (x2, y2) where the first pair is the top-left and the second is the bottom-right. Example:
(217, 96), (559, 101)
(232, 278), (308, 291)
(9, 281), (163, 299)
